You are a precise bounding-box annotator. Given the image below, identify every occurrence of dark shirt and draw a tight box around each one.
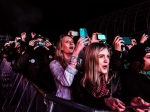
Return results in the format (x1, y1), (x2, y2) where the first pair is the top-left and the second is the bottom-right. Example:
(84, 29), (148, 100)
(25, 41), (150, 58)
(121, 69), (150, 104)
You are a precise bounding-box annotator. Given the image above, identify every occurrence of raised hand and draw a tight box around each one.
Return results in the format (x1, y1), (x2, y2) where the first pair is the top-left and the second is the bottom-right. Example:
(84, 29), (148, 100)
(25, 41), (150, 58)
(140, 34), (149, 43)
(113, 36), (124, 51)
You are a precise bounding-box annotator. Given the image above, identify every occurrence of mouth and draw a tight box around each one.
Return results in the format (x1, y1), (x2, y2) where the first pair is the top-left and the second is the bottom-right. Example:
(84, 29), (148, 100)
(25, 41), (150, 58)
(103, 65), (108, 69)
(69, 46), (74, 49)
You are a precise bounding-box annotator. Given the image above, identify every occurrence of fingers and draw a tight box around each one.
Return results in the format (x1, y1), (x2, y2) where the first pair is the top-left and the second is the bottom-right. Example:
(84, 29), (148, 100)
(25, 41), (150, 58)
(138, 97), (145, 104)
(44, 46), (49, 50)
(114, 99), (125, 111)
(29, 40), (35, 46)
(134, 108), (147, 112)
(45, 41), (52, 47)
(113, 36), (120, 45)
(117, 102), (126, 110)
(77, 37), (89, 46)
(33, 46), (39, 50)
(113, 36), (124, 45)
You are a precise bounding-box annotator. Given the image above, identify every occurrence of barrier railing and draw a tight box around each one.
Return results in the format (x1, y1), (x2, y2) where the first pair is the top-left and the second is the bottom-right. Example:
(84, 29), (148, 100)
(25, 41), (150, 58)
(1, 72), (132, 112)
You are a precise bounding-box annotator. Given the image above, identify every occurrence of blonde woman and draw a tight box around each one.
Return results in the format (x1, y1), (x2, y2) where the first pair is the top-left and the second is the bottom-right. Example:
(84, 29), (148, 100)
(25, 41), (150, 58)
(72, 43), (125, 111)
(50, 35), (88, 100)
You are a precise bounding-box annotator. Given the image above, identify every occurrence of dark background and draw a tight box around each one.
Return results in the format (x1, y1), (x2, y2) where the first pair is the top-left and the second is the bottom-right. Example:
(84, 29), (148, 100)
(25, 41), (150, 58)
(0, 0), (147, 42)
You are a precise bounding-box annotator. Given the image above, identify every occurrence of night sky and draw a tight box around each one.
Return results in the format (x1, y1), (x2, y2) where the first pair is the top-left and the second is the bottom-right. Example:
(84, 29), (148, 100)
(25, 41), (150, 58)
(0, 0), (147, 42)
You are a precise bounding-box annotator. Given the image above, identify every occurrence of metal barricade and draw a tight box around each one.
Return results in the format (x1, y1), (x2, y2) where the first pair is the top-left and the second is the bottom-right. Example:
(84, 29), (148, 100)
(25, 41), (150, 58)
(1, 73), (133, 112)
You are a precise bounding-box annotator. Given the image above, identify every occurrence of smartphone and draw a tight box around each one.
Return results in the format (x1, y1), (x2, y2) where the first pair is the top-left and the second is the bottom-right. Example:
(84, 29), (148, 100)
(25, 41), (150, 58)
(122, 37), (132, 45)
(71, 31), (79, 36)
(79, 28), (88, 38)
(35, 41), (46, 47)
(97, 34), (107, 41)
(79, 28), (88, 46)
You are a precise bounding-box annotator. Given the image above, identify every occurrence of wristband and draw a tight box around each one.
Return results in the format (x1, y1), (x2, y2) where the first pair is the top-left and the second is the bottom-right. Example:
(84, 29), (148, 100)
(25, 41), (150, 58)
(69, 61), (77, 65)
(70, 55), (79, 60)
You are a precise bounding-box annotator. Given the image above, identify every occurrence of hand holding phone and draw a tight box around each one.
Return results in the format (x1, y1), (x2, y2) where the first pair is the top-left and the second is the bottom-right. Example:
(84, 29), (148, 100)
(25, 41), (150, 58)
(79, 28), (88, 46)
(113, 36), (124, 51)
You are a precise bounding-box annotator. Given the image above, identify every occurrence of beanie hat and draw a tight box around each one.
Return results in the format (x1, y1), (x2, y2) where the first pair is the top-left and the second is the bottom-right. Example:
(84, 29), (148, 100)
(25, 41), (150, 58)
(34, 34), (46, 41)
(127, 44), (150, 62)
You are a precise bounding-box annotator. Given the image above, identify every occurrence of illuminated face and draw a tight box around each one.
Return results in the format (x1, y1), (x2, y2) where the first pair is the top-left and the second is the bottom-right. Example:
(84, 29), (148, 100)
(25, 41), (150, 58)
(61, 36), (75, 54)
(98, 48), (110, 74)
(143, 53), (150, 71)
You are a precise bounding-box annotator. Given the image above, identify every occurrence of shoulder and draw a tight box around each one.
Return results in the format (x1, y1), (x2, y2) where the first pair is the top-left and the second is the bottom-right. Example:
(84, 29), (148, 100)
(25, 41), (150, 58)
(50, 60), (59, 65)
(49, 60), (61, 67)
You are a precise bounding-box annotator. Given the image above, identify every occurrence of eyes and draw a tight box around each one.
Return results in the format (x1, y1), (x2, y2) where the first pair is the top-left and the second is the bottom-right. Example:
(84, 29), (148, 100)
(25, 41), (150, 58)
(65, 40), (74, 43)
(99, 54), (110, 58)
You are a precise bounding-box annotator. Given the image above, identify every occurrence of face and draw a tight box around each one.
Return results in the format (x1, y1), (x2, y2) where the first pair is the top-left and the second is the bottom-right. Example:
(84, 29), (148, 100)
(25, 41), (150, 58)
(131, 39), (137, 46)
(143, 53), (150, 71)
(98, 48), (110, 74)
(61, 36), (75, 54)
(35, 38), (43, 42)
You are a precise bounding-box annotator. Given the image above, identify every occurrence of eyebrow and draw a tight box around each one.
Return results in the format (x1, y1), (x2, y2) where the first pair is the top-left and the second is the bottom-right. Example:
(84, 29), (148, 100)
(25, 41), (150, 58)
(99, 53), (110, 55)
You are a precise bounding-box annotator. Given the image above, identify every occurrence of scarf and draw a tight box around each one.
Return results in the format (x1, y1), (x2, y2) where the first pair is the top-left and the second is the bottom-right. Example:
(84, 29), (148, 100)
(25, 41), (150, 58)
(89, 75), (110, 98)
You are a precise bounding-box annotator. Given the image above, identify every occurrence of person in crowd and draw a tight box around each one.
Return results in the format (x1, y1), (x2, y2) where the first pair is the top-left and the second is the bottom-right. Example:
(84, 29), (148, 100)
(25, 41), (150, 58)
(90, 32), (102, 43)
(109, 36), (125, 71)
(121, 44), (150, 112)
(13, 34), (56, 93)
(49, 35), (89, 100)
(110, 34), (147, 71)
(72, 43), (125, 111)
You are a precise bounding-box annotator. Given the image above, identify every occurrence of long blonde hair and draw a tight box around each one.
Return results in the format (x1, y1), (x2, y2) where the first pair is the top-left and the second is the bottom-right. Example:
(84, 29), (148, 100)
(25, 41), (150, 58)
(81, 43), (110, 88)
(55, 35), (72, 68)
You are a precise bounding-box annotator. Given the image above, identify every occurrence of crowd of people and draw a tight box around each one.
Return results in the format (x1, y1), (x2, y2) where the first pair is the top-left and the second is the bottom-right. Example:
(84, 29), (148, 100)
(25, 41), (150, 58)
(0, 30), (150, 112)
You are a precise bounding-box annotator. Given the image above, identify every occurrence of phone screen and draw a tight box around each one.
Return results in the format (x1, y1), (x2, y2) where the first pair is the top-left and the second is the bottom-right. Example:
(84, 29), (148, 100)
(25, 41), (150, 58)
(97, 34), (107, 41)
(122, 37), (132, 45)
(71, 31), (79, 36)
(35, 41), (46, 47)
(79, 28), (88, 46)
(79, 28), (88, 38)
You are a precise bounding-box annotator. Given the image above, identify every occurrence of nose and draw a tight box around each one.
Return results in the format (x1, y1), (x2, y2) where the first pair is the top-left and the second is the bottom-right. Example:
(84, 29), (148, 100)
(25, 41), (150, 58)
(69, 41), (74, 45)
(104, 56), (109, 63)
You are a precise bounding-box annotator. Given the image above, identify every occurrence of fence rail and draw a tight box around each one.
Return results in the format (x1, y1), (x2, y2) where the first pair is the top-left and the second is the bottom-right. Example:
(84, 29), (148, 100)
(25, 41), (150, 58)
(0, 73), (118, 112)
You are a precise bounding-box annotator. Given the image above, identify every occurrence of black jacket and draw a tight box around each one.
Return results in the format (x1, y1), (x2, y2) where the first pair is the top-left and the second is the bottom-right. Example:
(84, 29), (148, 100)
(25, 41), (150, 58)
(13, 46), (56, 93)
(110, 50), (123, 71)
(121, 69), (150, 104)
(72, 70), (122, 110)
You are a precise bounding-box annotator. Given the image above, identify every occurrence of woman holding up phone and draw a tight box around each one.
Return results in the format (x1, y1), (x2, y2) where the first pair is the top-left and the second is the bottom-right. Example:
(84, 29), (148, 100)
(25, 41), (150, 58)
(49, 35), (89, 100)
